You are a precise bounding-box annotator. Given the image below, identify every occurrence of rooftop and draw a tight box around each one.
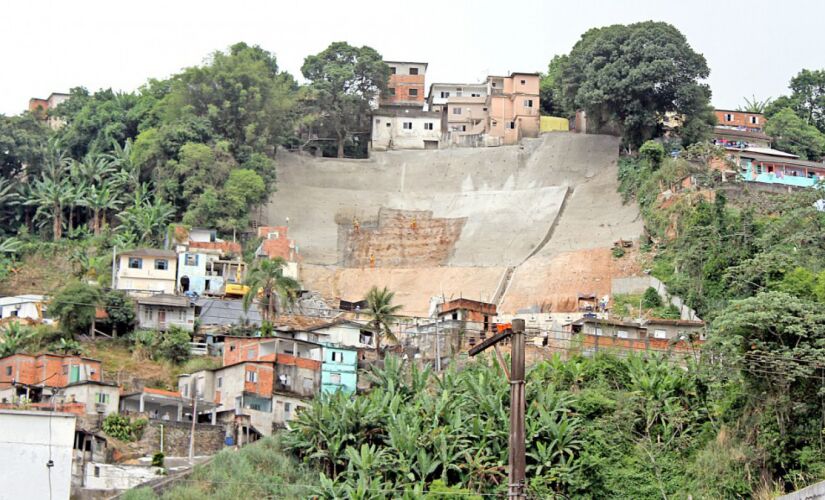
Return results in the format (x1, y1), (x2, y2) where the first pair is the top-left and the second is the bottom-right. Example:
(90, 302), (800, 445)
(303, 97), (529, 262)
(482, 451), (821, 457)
(118, 248), (177, 258)
(137, 294), (194, 308)
(385, 61), (428, 68)
(0, 294), (47, 306)
(373, 108), (441, 118)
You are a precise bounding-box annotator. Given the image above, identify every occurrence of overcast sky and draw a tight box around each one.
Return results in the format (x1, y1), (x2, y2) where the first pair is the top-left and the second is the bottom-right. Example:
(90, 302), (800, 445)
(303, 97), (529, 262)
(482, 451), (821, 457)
(2, 0), (822, 116)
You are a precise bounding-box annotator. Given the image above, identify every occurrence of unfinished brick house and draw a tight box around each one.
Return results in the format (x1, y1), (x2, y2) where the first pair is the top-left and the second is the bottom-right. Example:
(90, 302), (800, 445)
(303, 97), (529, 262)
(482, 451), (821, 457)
(0, 353), (102, 404)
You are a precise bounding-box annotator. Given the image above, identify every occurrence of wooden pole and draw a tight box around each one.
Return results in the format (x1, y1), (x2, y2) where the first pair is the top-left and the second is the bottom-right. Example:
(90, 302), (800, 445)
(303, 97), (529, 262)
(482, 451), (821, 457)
(509, 319), (526, 498)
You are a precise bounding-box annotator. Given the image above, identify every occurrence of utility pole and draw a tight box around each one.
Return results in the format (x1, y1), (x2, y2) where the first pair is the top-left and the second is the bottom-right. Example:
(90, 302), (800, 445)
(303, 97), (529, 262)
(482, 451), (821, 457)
(509, 319), (526, 498)
(189, 385), (199, 463)
(435, 319), (441, 372)
(468, 318), (526, 498)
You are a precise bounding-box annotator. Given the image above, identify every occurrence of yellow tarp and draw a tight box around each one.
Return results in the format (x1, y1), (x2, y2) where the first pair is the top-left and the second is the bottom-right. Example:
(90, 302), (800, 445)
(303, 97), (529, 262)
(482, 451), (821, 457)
(540, 116), (569, 132)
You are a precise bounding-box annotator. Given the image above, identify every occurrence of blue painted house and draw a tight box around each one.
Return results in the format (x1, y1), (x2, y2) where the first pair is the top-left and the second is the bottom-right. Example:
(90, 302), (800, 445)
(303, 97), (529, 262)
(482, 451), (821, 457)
(321, 345), (358, 394)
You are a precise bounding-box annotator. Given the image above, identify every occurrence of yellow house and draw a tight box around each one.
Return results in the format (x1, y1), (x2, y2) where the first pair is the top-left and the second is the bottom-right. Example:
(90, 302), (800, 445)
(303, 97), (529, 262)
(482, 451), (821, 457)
(114, 249), (178, 297)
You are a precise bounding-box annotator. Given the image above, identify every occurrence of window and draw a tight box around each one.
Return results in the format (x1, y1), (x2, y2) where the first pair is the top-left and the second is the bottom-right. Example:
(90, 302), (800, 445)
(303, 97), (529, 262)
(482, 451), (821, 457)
(482, 107), (488, 112)
(155, 259), (168, 271)
(63, 366), (68, 375)
(409, 67), (419, 75)
(332, 351), (343, 362)
(217, 377), (222, 388)
(388, 88), (396, 96)
(303, 377), (313, 391)
(424, 122), (434, 130)
(182, 384), (188, 397)
(654, 329), (667, 339)
(750, 115), (758, 124)
(456, 90), (463, 97)
(453, 107), (462, 115)
(506, 121), (516, 129)
(617, 330), (629, 339)
(461, 125), (466, 132)
(229, 344), (236, 352)
(595, 327), (604, 336)
(725, 113), (733, 122)
(184, 254), (198, 266)
(389, 66), (396, 74)
(128, 257), (142, 269)
(471, 93), (481, 97)
(5, 366), (11, 376)
(409, 88), (418, 96)
(386, 122), (391, 127)
(403, 122), (412, 130)
(94, 466), (100, 478)
(284, 402), (291, 413)
(96, 393), (110, 404)
(440, 91), (450, 98)
(524, 99), (533, 108)
(330, 373), (342, 385)
(520, 79), (526, 85)
(10, 311), (17, 317)
(246, 370), (258, 383)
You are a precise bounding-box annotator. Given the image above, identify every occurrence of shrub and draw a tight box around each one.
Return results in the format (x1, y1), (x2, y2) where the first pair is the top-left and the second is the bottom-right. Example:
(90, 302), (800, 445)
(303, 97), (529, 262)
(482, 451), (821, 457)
(639, 140), (666, 169)
(612, 246), (626, 258)
(151, 452), (165, 467)
(102, 414), (147, 442)
(49, 281), (103, 335)
(642, 286), (663, 308)
(158, 326), (191, 364)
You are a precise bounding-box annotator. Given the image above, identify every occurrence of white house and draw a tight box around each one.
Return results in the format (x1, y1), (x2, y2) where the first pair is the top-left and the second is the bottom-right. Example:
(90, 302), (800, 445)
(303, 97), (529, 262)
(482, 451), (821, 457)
(0, 294), (48, 322)
(136, 294), (196, 332)
(427, 82), (488, 112)
(372, 109), (442, 151)
(115, 249), (178, 297)
(59, 380), (121, 416)
(0, 409), (76, 500)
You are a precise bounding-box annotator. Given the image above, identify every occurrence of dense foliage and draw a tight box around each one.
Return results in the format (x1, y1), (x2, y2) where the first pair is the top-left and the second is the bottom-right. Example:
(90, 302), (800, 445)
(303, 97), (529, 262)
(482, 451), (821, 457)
(102, 413), (148, 442)
(619, 141), (825, 494)
(283, 354), (761, 498)
(550, 21), (715, 149)
(764, 68), (825, 160)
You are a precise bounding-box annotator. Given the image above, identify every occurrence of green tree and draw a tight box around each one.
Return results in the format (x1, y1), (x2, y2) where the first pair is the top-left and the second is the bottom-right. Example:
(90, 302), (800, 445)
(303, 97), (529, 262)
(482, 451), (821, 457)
(639, 140), (666, 169)
(0, 113), (49, 178)
(242, 257), (300, 323)
(363, 286), (402, 358)
(539, 55), (568, 116)
(738, 95), (773, 113)
(158, 326), (191, 364)
(559, 21), (713, 149)
(26, 153), (71, 240)
(788, 69), (825, 131)
(103, 290), (136, 337)
(642, 286), (663, 308)
(117, 191), (175, 245)
(81, 182), (123, 235)
(764, 107), (825, 160)
(0, 322), (35, 357)
(50, 282), (103, 336)
(301, 42), (390, 158)
(156, 42), (298, 161)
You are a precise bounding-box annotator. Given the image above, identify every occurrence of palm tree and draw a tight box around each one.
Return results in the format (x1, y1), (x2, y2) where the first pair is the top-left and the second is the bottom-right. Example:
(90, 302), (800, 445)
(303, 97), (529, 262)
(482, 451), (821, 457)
(82, 182), (122, 235)
(738, 95), (772, 114)
(363, 286), (402, 358)
(242, 257), (300, 324)
(26, 174), (71, 240)
(75, 152), (115, 186)
(116, 191), (174, 245)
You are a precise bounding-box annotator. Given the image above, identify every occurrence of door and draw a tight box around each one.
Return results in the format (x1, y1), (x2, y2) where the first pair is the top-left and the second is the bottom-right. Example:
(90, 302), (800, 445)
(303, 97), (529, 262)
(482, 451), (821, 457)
(69, 365), (80, 383)
(158, 309), (166, 330)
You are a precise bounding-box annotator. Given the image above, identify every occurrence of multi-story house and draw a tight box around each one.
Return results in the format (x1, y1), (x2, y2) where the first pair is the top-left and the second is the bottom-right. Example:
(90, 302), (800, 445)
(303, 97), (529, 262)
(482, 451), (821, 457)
(0, 353), (102, 403)
(321, 345), (358, 394)
(114, 249), (178, 297)
(371, 108), (442, 150)
(427, 83), (488, 113)
(381, 61), (427, 109)
(28, 92), (70, 129)
(179, 336), (323, 437)
(485, 73), (541, 145)
(715, 109), (766, 133)
(254, 226), (299, 280)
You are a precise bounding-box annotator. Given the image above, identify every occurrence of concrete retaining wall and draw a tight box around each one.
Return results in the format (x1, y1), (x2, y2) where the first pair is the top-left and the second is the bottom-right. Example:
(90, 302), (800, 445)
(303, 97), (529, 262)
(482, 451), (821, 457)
(611, 276), (700, 321)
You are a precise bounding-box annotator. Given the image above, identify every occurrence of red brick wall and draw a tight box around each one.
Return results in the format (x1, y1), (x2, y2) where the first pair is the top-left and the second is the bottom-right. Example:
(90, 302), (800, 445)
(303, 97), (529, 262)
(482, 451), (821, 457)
(224, 338), (263, 365)
(0, 355), (36, 387)
(243, 364), (274, 396)
(715, 110), (766, 130)
(385, 75), (425, 104)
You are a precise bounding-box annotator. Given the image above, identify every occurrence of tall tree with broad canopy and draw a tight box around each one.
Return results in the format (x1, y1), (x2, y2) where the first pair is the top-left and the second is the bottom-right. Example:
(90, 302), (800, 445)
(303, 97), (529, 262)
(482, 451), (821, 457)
(765, 107), (825, 160)
(558, 21), (714, 150)
(301, 42), (390, 158)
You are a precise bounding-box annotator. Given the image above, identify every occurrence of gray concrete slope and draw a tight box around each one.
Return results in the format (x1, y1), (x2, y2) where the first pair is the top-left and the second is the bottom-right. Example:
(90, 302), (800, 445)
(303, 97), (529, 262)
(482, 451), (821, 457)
(265, 133), (628, 268)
